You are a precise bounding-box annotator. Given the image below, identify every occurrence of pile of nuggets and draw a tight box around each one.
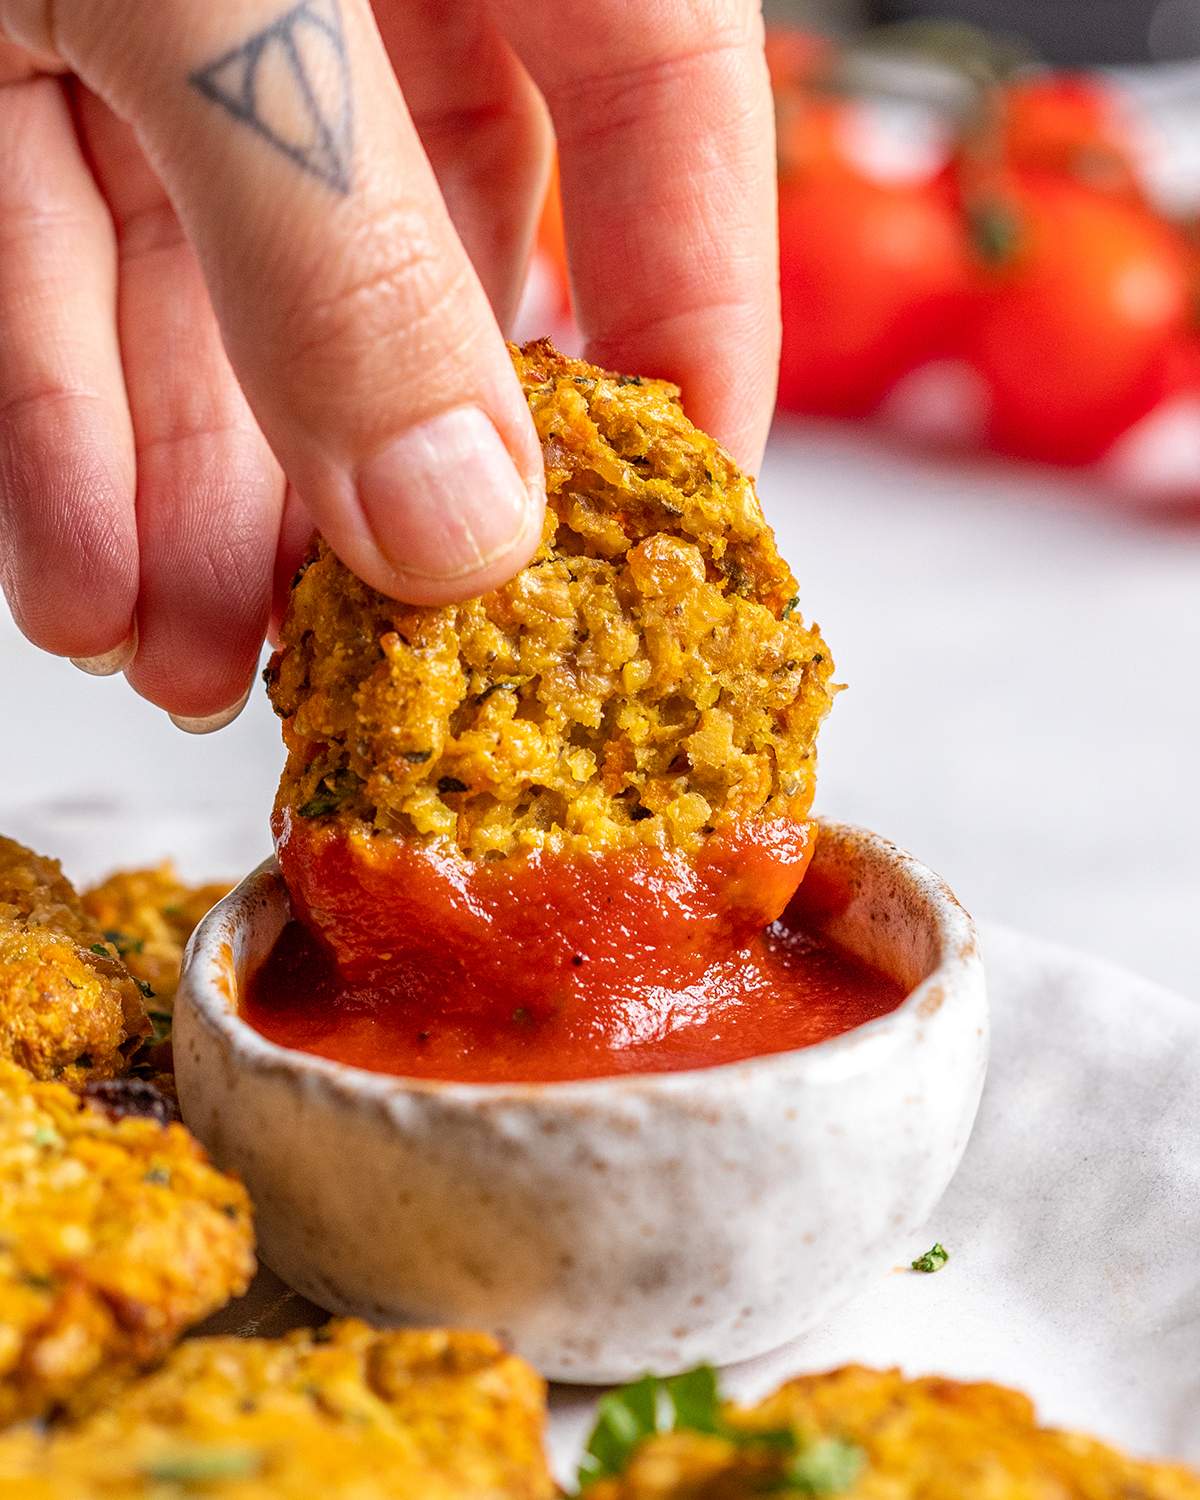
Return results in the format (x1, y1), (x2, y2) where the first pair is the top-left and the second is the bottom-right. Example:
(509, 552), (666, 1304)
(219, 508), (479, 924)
(0, 836), (254, 1429)
(0, 833), (558, 1497)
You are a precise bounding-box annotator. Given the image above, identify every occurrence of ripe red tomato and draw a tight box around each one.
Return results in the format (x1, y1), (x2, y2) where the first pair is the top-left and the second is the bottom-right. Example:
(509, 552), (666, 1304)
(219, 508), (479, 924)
(535, 156), (570, 320)
(765, 26), (852, 182)
(967, 174), (1190, 464)
(998, 75), (1144, 202)
(777, 169), (972, 418)
(764, 26), (834, 92)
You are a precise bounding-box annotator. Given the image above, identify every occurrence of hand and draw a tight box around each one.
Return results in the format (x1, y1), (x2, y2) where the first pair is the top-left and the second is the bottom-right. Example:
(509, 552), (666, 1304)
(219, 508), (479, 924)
(0, 0), (779, 730)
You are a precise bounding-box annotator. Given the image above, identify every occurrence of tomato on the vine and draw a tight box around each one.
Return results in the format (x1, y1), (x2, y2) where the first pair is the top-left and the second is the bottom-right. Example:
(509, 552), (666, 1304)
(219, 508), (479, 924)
(764, 26), (834, 92)
(778, 168), (972, 418)
(966, 173), (1190, 464)
(765, 26), (853, 182)
(995, 75), (1144, 202)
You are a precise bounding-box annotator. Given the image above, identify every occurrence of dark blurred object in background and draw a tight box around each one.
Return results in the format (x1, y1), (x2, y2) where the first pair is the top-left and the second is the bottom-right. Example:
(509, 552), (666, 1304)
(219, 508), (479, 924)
(866, 2), (1199, 66)
(764, 1), (1200, 65)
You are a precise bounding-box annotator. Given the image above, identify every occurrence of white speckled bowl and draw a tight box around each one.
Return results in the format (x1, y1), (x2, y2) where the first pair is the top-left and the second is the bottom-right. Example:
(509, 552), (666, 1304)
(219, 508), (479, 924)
(174, 821), (986, 1383)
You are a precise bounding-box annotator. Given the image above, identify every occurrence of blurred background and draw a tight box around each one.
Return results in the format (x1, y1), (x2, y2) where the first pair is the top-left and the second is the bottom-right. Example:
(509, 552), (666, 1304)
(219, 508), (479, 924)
(2, 1), (1198, 994)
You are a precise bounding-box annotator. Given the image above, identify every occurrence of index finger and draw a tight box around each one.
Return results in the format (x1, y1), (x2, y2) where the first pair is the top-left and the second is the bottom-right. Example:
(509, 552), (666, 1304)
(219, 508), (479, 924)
(494, 0), (779, 471)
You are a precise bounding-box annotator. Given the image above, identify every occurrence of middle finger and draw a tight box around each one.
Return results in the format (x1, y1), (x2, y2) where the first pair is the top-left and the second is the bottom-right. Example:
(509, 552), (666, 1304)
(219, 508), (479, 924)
(373, 0), (551, 330)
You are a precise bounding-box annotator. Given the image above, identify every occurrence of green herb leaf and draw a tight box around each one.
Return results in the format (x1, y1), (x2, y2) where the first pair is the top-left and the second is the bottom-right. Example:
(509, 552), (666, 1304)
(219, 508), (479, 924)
(781, 1437), (865, 1494)
(782, 594), (800, 619)
(142, 1446), (263, 1484)
(32, 1126), (62, 1150)
(135, 978), (156, 1001)
(577, 1368), (866, 1495)
(298, 768), (362, 818)
(578, 1375), (660, 1488)
(88, 943), (110, 958)
(104, 929), (144, 956)
(911, 1242), (949, 1274)
(661, 1365), (721, 1434)
(144, 1166), (172, 1186)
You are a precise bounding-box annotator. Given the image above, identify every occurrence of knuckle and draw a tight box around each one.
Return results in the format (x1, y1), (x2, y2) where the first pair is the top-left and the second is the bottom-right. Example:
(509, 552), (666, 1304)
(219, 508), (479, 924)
(115, 198), (188, 262)
(272, 204), (477, 407)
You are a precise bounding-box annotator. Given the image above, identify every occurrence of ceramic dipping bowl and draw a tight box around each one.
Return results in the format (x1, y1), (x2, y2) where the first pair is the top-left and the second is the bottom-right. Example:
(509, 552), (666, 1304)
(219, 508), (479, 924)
(174, 821), (987, 1384)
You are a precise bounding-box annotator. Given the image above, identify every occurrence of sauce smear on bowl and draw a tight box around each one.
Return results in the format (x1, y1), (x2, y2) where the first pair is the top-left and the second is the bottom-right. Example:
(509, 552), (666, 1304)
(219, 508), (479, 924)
(242, 896), (904, 1084)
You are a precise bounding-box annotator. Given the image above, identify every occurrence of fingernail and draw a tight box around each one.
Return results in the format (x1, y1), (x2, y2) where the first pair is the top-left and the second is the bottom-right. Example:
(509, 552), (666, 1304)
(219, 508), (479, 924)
(71, 625), (138, 677)
(356, 407), (541, 585)
(168, 682), (252, 736)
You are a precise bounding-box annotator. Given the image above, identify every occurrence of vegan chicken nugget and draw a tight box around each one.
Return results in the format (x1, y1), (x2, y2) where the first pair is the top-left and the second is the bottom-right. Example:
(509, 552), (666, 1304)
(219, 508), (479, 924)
(0, 837), (147, 1083)
(0, 835), (97, 942)
(0, 1060), (254, 1427)
(267, 342), (836, 992)
(82, 864), (232, 1009)
(269, 341), (834, 861)
(589, 1364), (1200, 1499)
(0, 1320), (553, 1499)
(0, 924), (146, 1084)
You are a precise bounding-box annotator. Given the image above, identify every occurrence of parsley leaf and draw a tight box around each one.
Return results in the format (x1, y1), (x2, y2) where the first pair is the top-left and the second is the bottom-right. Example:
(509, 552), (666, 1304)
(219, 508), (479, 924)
(578, 1375), (659, 1486)
(298, 768), (361, 818)
(911, 1242), (949, 1274)
(577, 1367), (864, 1494)
(104, 929), (144, 956)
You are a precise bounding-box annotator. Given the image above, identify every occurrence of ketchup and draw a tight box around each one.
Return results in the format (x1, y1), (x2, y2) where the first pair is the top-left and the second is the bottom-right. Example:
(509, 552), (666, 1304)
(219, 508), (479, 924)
(242, 889), (903, 1085)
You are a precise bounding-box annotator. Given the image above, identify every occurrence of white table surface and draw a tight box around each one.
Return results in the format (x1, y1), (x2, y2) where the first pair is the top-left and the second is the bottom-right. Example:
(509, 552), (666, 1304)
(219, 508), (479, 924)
(2, 421), (1198, 996)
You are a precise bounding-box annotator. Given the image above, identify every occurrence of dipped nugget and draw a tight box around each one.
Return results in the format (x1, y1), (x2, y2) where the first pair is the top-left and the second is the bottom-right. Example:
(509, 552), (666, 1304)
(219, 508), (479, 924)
(0, 1321), (553, 1498)
(267, 341), (836, 997)
(0, 837), (147, 1083)
(588, 1364), (1200, 1499)
(0, 1060), (254, 1427)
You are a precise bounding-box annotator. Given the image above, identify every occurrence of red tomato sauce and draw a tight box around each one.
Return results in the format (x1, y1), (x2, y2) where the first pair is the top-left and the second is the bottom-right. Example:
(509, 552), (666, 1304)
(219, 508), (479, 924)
(241, 894), (905, 1085)
(272, 809), (820, 999)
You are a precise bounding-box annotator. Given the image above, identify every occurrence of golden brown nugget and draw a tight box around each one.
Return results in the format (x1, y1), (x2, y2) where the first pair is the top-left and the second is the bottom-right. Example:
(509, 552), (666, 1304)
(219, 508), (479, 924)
(0, 1321), (554, 1498)
(0, 835), (97, 942)
(589, 1365), (1200, 1499)
(0, 837), (147, 1082)
(0, 1060), (254, 1427)
(267, 339), (835, 860)
(82, 864), (232, 1009)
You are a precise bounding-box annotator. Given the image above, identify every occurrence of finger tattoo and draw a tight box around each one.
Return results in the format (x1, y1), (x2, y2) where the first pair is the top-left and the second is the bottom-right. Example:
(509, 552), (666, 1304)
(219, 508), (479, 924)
(189, 0), (353, 193)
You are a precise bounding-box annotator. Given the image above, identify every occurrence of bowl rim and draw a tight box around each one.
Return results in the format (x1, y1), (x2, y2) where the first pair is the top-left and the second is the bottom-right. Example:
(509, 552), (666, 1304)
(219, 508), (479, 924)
(177, 819), (983, 1106)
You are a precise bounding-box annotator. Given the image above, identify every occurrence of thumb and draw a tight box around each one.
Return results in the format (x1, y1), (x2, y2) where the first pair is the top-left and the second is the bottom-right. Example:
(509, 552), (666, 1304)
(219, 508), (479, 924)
(11, 0), (545, 602)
